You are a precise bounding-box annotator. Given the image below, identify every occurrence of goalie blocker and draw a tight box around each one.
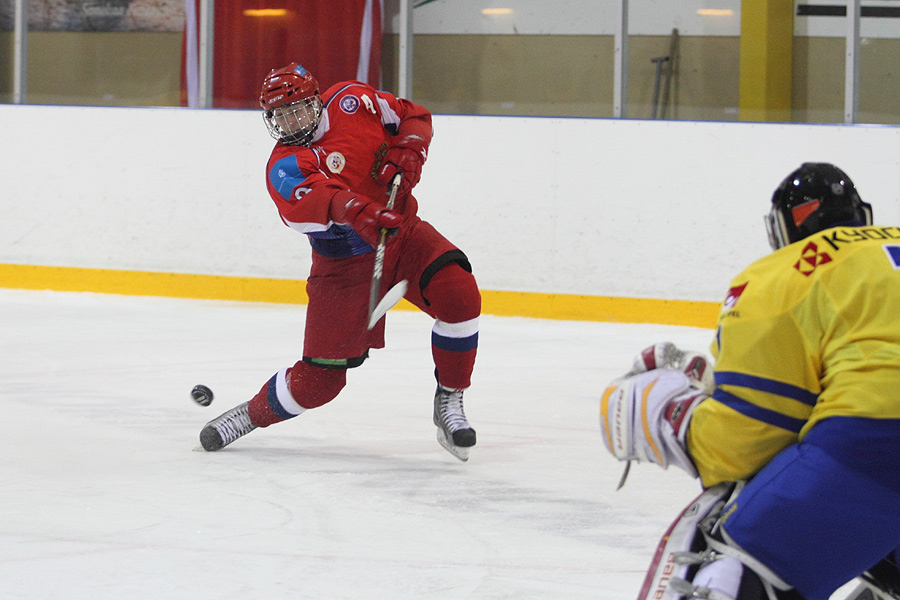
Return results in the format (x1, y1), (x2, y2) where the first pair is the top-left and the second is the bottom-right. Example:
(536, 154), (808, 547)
(600, 368), (705, 478)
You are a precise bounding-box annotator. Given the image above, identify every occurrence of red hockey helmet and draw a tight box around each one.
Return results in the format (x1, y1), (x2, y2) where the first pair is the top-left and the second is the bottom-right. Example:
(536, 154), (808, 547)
(260, 63), (322, 146)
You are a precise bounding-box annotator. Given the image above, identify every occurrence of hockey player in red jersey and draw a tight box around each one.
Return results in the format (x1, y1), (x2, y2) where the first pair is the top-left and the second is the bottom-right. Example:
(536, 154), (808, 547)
(199, 63), (481, 461)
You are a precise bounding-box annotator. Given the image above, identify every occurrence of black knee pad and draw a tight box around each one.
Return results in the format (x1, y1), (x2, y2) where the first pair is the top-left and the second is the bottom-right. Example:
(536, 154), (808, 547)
(420, 252), (480, 322)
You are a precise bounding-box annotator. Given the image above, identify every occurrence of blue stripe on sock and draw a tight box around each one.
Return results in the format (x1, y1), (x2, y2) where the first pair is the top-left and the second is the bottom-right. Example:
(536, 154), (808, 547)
(432, 331), (478, 352)
(266, 373), (296, 421)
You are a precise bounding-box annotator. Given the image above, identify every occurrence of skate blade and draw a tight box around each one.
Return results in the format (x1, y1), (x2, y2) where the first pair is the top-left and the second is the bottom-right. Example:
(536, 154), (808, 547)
(436, 428), (470, 462)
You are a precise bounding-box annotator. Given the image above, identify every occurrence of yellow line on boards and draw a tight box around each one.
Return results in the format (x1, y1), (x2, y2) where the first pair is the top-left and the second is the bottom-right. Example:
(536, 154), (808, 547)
(479, 289), (718, 328)
(0, 263), (719, 328)
(0, 263), (308, 305)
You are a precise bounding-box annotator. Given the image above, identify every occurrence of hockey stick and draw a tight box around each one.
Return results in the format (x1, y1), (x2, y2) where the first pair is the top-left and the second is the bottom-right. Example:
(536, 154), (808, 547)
(368, 279), (408, 329)
(367, 174), (409, 329)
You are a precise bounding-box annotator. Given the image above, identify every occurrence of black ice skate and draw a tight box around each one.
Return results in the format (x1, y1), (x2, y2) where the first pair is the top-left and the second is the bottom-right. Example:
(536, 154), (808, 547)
(199, 401), (257, 451)
(433, 386), (476, 462)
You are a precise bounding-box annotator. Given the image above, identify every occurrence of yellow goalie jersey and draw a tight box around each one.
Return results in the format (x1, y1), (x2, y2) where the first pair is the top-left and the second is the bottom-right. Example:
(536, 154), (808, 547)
(688, 226), (900, 487)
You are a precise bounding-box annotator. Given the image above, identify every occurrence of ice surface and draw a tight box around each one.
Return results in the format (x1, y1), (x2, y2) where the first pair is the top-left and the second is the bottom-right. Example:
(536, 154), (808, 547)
(0, 289), (857, 599)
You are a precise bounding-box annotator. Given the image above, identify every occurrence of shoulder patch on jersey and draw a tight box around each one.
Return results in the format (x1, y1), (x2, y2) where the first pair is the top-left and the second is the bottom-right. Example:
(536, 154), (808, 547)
(269, 155), (307, 202)
(883, 244), (900, 269)
(722, 282), (747, 310)
(339, 95), (360, 114)
(326, 151), (346, 174)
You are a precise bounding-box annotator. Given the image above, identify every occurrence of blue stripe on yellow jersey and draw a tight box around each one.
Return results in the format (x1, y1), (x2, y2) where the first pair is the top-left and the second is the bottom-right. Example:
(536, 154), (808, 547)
(687, 226), (900, 487)
(715, 372), (818, 406)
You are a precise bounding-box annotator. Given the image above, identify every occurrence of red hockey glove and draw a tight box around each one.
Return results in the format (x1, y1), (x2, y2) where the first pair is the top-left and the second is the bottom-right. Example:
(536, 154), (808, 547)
(376, 134), (428, 197)
(330, 191), (403, 247)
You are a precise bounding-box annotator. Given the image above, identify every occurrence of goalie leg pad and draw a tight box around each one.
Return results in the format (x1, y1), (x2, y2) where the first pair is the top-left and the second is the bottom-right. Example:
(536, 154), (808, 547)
(639, 482), (794, 600)
(684, 556), (788, 600)
(637, 482), (737, 600)
(859, 554), (900, 599)
(691, 556), (746, 599)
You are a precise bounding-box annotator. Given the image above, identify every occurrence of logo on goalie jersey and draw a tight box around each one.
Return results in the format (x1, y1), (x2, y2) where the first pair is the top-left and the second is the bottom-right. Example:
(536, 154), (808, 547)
(793, 241), (832, 276)
(722, 282), (747, 311)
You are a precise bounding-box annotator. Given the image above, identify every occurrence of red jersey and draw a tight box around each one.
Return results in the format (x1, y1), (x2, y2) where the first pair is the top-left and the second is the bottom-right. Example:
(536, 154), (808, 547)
(265, 81), (432, 258)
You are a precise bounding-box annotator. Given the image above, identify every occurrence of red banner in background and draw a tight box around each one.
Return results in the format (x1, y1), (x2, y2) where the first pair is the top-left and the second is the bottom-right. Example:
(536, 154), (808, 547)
(183, 0), (382, 108)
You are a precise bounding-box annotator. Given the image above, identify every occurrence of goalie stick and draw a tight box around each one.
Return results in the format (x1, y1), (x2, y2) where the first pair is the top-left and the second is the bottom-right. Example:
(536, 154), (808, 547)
(367, 173), (409, 329)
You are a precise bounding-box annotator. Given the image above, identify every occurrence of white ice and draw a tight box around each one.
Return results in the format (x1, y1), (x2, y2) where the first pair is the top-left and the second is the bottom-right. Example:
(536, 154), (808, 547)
(0, 289), (856, 599)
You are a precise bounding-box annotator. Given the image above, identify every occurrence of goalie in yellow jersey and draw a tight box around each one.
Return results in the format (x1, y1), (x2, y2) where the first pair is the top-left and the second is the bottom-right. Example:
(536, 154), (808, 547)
(600, 163), (900, 600)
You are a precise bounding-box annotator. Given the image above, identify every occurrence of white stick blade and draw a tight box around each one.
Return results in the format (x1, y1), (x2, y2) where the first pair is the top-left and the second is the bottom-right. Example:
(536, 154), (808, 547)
(367, 280), (408, 329)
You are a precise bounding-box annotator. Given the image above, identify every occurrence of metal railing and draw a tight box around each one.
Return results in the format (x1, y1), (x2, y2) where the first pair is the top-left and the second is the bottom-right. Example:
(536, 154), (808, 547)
(6, 0), (867, 123)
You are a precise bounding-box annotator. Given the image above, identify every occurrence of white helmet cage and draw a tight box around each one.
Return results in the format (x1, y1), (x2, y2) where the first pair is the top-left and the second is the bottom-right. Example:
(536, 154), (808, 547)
(263, 94), (323, 146)
(764, 208), (793, 251)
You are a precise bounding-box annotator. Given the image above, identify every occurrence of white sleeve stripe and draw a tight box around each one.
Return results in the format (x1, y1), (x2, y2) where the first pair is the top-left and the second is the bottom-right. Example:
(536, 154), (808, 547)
(275, 367), (307, 416)
(283, 218), (332, 234)
(376, 95), (401, 128)
(433, 317), (480, 338)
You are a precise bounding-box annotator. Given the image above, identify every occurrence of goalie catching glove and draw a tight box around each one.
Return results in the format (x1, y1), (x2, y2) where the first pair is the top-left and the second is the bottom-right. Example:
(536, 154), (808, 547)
(600, 369), (706, 478)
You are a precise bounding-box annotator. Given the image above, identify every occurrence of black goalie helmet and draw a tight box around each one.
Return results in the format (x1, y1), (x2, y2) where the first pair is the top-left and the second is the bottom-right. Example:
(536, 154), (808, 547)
(765, 162), (873, 250)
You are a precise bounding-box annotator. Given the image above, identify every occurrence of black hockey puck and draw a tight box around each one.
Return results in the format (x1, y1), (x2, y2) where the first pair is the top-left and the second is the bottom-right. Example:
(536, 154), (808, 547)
(191, 384), (214, 407)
